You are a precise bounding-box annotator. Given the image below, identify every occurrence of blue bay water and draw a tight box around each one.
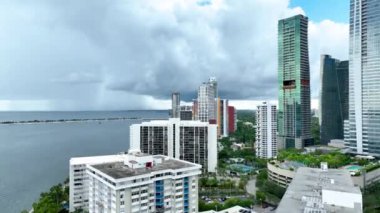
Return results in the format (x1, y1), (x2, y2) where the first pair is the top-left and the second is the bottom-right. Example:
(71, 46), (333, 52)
(0, 111), (168, 213)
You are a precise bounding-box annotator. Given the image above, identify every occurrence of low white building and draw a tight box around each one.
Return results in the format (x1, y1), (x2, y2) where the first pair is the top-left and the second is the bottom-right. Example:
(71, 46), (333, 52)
(130, 118), (217, 173)
(231, 143), (244, 151)
(328, 139), (346, 148)
(277, 164), (362, 213)
(70, 150), (202, 213)
(70, 153), (127, 212)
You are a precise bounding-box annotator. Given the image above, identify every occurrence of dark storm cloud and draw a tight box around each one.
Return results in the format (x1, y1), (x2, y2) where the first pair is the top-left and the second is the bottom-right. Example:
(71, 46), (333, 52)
(0, 0), (348, 110)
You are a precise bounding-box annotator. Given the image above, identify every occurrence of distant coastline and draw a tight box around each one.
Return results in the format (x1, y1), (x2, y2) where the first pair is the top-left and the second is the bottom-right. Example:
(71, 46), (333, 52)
(0, 117), (164, 125)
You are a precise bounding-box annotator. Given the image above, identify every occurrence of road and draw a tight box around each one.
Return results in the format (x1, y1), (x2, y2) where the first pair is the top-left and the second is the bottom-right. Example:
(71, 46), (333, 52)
(245, 177), (257, 195)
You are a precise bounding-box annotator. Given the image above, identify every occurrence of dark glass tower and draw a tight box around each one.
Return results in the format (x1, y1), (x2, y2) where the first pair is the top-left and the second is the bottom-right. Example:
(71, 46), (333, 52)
(277, 15), (313, 149)
(319, 55), (348, 145)
(345, 0), (380, 155)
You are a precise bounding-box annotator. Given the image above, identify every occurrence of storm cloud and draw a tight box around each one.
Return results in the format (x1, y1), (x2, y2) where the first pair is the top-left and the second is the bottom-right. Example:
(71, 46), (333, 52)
(0, 0), (348, 110)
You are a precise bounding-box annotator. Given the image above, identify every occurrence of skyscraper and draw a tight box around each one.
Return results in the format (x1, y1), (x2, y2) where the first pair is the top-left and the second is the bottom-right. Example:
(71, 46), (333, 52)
(320, 55), (348, 145)
(209, 77), (218, 99)
(277, 15), (313, 149)
(345, 0), (380, 155)
(197, 79), (217, 123)
(256, 102), (277, 159)
(171, 92), (180, 118)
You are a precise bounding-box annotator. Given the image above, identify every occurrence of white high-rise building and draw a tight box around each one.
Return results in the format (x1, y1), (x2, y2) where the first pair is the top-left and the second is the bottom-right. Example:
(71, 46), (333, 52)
(256, 102), (277, 159)
(345, 0), (380, 155)
(69, 150), (202, 213)
(197, 78), (217, 123)
(130, 118), (217, 173)
(69, 154), (126, 212)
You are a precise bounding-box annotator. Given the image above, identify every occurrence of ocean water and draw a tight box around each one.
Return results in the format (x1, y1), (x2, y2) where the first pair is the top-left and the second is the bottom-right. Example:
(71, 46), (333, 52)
(0, 111), (168, 213)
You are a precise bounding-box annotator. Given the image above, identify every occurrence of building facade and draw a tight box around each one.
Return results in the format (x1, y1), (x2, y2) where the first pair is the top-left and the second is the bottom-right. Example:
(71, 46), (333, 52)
(197, 79), (217, 123)
(180, 106), (193, 121)
(345, 0), (380, 155)
(217, 99), (229, 138)
(69, 154), (130, 212)
(277, 14), (313, 149)
(267, 162), (296, 188)
(171, 92), (180, 118)
(130, 118), (218, 173)
(256, 102), (277, 159)
(320, 55), (349, 145)
(70, 151), (201, 213)
(228, 106), (237, 134)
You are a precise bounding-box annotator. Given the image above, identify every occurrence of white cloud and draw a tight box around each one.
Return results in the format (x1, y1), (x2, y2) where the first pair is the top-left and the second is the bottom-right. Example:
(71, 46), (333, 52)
(308, 20), (349, 98)
(0, 0), (348, 110)
(0, 100), (52, 111)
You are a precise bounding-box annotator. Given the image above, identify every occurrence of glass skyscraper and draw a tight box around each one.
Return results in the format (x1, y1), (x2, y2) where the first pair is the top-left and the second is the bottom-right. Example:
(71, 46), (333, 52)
(277, 15), (313, 149)
(345, 0), (380, 155)
(319, 55), (348, 145)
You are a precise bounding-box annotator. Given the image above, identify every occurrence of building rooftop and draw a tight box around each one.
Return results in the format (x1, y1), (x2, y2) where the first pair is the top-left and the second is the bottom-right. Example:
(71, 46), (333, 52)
(277, 167), (362, 213)
(91, 156), (198, 180)
(133, 118), (214, 126)
(70, 154), (125, 165)
(276, 161), (305, 170)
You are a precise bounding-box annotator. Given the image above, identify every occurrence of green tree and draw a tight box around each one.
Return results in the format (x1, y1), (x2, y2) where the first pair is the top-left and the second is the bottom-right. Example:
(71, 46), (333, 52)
(206, 177), (218, 187)
(256, 191), (266, 204)
(199, 177), (208, 187)
(257, 169), (268, 180)
(32, 183), (68, 213)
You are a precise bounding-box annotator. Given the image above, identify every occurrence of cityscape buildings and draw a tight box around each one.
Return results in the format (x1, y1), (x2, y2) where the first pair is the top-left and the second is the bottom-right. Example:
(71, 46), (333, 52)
(345, 0), (380, 156)
(197, 78), (217, 123)
(170, 78), (236, 138)
(171, 92), (180, 118)
(277, 14), (313, 149)
(256, 102), (277, 159)
(277, 165), (362, 213)
(319, 55), (349, 145)
(70, 151), (202, 213)
(130, 118), (218, 173)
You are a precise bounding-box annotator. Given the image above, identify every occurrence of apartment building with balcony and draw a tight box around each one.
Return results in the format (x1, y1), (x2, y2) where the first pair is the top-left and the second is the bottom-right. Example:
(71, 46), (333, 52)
(130, 118), (217, 173)
(70, 150), (201, 212)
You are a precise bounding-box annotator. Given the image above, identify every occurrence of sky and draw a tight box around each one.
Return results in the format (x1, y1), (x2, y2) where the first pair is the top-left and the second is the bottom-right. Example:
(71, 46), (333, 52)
(0, 0), (349, 111)
(290, 0), (348, 23)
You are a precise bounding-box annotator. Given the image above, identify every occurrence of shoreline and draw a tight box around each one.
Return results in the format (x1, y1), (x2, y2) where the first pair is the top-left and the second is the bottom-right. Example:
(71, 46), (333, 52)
(0, 117), (168, 125)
